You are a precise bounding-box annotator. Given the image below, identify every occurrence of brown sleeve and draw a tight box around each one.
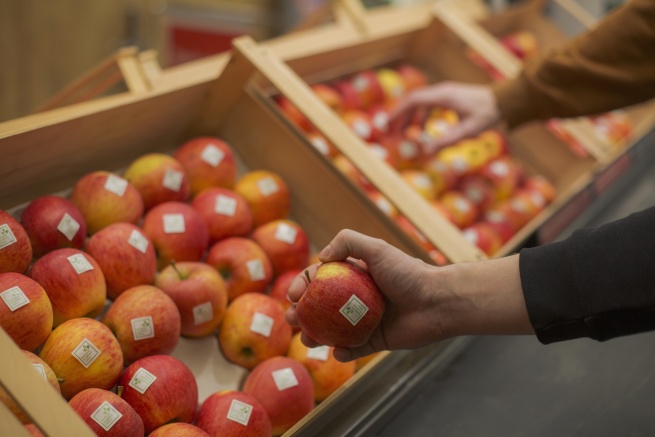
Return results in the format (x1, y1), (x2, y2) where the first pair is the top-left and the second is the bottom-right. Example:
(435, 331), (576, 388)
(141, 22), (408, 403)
(492, 0), (655, 128)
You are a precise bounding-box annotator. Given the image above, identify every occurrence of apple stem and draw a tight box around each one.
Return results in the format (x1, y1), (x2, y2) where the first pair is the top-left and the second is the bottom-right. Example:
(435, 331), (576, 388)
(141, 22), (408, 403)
(171, 260), (185, 280)
(304, 269), (311, 284)
(57, 378), (64, 383)
(117, 386), (124, 398)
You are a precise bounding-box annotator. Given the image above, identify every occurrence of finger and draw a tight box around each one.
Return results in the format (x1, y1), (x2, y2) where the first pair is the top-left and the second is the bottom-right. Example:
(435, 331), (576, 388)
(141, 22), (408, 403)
(300, 331), (322, 348)
(333, 341), (379, 362)
(285, 305), (298, 326)
(318, 229), (387, 263)
(421, 117), (486, 155)
(287, 263), (320, 303)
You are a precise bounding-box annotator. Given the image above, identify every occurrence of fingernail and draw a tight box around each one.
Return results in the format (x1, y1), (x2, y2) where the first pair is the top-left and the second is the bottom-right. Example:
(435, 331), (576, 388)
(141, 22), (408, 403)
(318, 245), (331, 260)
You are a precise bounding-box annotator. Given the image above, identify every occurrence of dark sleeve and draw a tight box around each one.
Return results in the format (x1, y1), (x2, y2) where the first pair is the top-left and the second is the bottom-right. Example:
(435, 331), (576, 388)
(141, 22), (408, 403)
(519, 205), (655, 344)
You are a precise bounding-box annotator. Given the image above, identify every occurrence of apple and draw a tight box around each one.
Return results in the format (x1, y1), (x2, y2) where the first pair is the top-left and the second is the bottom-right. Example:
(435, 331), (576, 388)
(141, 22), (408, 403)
(376, 68), (406, 104)
(205, 237), (273, 302)
(381, 135), (424, 171)
(503, 189), (547, 230)
(396, 64), (428, 91)
(311, 83), (343, 113)
(332, 155), (374, 192)
(287, 332), (356, 402)
(39, 317), (123, 400)
(295, 260), (385, 348)
(341, 109), (375, 142)
(332, 80), (363, 111)
(155, 262), (228, 338)
(276, 95), (312, 132)
(69, 171), (144, 234)
(234, 170), (291, 228)
(478, 129), (509, 158)
(242, 356), (314, 436)
(481, 208), (518, 243)
(123, 153), (191, 211)
(149, 423), (211, 436)
(349, 69), (384, 109)
(141, 201), (209, 270)
(195, 390), (271, 437)
(0, 272), (52, 351)
(424, 156), (458, 195)
(400, 170), (437, 200)
(85, 222), (157, 300)
(173, 136), (237, 197)
(462, 222), (503, 256)
(368, 105), (392, 143)
(523, 175), (556, 203)
(251, 219), (310, 278)
(20, 195), (87, 258)
(0, 350), (61, 424)
(68, 388), (144, 437)
(458, 174), (495, 211)
(218, 292), (292, 370)
(367, 190), (399, 219)
(0, 210), (32, 274)
(268, 269), (302, 310)
(368, 141), (400, 169)
(479, 155), (524, 202)
(437, 190), (478, 229)
(501, 30), (539, 60)
(29, 248), (106, 327)
(306, 131), (339, 158)
(423, 109), (458, 142)
(102, 285), (181, 365)
(118, 355), (198, 435)
(191, 187), (253, 245)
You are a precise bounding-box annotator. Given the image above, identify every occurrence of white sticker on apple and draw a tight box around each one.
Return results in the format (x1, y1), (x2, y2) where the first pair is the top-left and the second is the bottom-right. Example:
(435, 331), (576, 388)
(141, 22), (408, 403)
(352, 120), (371, 139)
(128, 367), (157, 394)
(311, 137), (330, 156)
(0, 224), (18, 250)
(71, 338), (102, 369)
(399, 140), (418, 159)
(306, 345), (330, 362)
(162, 169), (184, 192)
(193, 302), (213, 326)
(163, 214), (185, 234)
(352, 75), (369, 91)
(246, 259), (266, 281)
(128, 230), (149, 254)
(0, 286), (30, 312)
(454, 198), (471, 213)
(370, 144), (388, 161)
(57, 213), (81, 241)
(104, 174), (128, 197)
(274, 223), (297, 245)
(227, 399), (253, 426)
(250, 312), (274, 337)
(91, 400), (123, 431)
(214, 195), (237, 217)
(201, 144), (225, 168)
(31, 363), (47, 381)
(131, 316), (155, 341)
(373, 112), (389, 130)
(375, 197), (393, 216)
(339, 294), (369, 326)
(272, 368), (299, 391)
(490, 161), (509, 177)
(257, 178), (279, 196)
(68, 253), (94, 274)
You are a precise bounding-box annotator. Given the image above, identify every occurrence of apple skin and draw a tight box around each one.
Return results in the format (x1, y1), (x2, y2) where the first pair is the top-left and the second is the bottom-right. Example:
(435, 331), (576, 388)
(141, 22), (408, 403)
(268, 269), (302, 309)
(155, 262), (228, 338)
(173, 136), (237, 197)
(29, 248), (107, 327)
(0, 350), (61, 424)
(191, 187), (253, 245)
(295, 260), (385, 348)
(311, 83), (343, 113)
(85, 222), (157, 300)
(234, 170), (291, 228)
(68, 388), (144, 437)
(478, 155), (524, 202)
(195, 390), (272, 437)
(118, 355), (198, 435)
(401, 170), (437, 200)
(0, 210), (33, 274)
(20, 195), (87, 258)
(251, 219), (310, 278)
(349, 69), (385, 109)
(396, 63), (428, 91)
(149, 423), (211, 436)
(38, 317), (124, 400)
(205, 237), (273, 302)
(287, 332), (356, 402)
(242, 356), (314, 436)
(69, 171), (144, 234)
(101, 285), (181, 365)
(0, 272), (53, 351)
(218, 292), (292, 370)
(123, 153), (191, 211)
(462, 222), (503, 256)
(141, 201), (209, 271)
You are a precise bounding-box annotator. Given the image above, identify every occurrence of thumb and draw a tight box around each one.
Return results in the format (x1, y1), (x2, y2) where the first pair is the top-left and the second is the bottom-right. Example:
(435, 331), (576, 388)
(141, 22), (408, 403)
(333, 342), (379, 363)
(318, 229), (385, 264)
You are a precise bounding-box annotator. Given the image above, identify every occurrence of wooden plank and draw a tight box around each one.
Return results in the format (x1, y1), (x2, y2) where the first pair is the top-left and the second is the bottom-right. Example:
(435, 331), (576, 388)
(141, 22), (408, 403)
(334, 0), (370, 34)
(0, 401), (32, 437)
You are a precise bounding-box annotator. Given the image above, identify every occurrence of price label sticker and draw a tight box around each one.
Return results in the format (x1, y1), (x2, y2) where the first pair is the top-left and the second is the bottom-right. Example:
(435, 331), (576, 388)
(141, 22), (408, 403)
(214, 195), (237, 217)
(246, 259), (266, 281)
(0, 224), (18, 250)
(306, 345), (330, 362)
(340, 295), (369, 326)
(257, 178), (279, 196)
(201, 144), (225, 167)
(91, 401), (123, 432)
(272, 368), (299, 391)
(352, 75), (370, 91)
(128, 367), (157, 394)
(57, 213), (81, 241)
(131, 316), (155, 341)
(227, 399), (253, 426)
(104, 174), (128, 197)
(372, 112), (389, 130)
(128, 229), (149, 254)
(162, 169), (183, 192)
(68, 253), (94, 274)
(274, 222), (297, 245)
(490, 161), (509, 177)
(311, 137), (330, 156)
(193, 302), (213, 326)
(71, 338), (102, 368)
(1, 286), (30, 312)
(370, 144), (388, 161)
(352, 120), (371, 139)
(163, 214), (185, 234)
(250, 312), (274, 337)
(32, 364), (48, 381)
(399, 141), (418, 160)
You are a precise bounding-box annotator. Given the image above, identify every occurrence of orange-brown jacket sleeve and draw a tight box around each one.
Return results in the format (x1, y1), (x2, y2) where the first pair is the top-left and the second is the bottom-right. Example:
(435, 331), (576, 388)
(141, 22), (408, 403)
(493, 0), (655, 128)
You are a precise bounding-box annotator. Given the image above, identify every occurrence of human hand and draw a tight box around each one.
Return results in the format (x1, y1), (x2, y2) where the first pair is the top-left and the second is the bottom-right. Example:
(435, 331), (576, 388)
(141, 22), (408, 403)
(388, 81), (501, 154)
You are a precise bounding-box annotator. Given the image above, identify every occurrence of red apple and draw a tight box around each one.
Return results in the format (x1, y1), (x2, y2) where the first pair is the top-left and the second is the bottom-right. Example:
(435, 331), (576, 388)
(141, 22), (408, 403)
(401, 170), (437, 200)
(311, 83), (343, 113)
(0, 272), (52, 351)
(383, 136), (425, 170)
(268, 269), (302, 310)
(123, 153), (191, 210)
(341, 109), (375, 142)
(251, 219), (310, 278)
(396, 63), (429, 91)
(69, 171), (144, 234)
(195, 390), (272, 437)
(481, 208), (518, 243)
(287, 332), (356, 402)
(523, 175), (556, 203)
(458, 175), (495, 212)
(295, 260), (385, 348)
(478, 129), (509, 158)
(349, 69), (384, 109)
(20, 195), (87, 258)
(0, 210), (32, 274)
(173, 136), (237, 197)
(191, 187), (253, 245)
(368, 105), (392, 142)
(462, 222), (503, 256)
(218, 292), (292, 370)
(102, 285), (181, 365)
(149, 423), (211, 436)
(155, 262), (228, 338)
(277, 95), (312, 132)
(332, 80), (363, 111)
(376, 68), (406, 104)
(234, 170), (291, 228)
(85, 222), (157, 300)
(29, 248), (106, 327)
(205, 237), (273, 302)
(141, 201), (209, 270)
(242, 356), (314, 436)
(38, 317), (124, 400)
(306, 131), (339, 158)
(68, 388), (144, 437)
(478, 156), (524, 202)
(437, 190), (478, 229)
(118, 355), (198, 435)
(424, 156), (458, 195)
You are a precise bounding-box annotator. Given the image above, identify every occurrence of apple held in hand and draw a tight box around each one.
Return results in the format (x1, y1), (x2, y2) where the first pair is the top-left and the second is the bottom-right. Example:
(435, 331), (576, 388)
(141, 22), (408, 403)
(234, 170), (291, 228)
(39, 317), (124, 400)
(0, 272), (53, 351)
(69, 171), (144, 234)
(296, 260), (385, 348)
(68, 388), (144, 437)
(118, 355), (198, 435)
(242, 356), (314, 436)
(195, 390), (272, 437)
(173, 136), (237, 197)
(0, 210), (32, 274)
(20, 195), (87, 258)
(155, 262), (228, 338)
(251, 219), (310, 278)
(218, 292), (292, 370)
(191, 187), (253, 245)
(85, 222), (157, 300)
(102, 285), (181, 365)
(29, 248), (106, 327)
(123, 153), (191, 210)
(149, 423), (211, 436)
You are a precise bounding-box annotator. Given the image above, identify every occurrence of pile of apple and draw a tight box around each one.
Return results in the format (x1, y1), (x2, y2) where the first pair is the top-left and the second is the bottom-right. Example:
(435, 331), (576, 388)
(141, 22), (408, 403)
(276, 64), (556, 256)
(0, 137), (371, 436)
